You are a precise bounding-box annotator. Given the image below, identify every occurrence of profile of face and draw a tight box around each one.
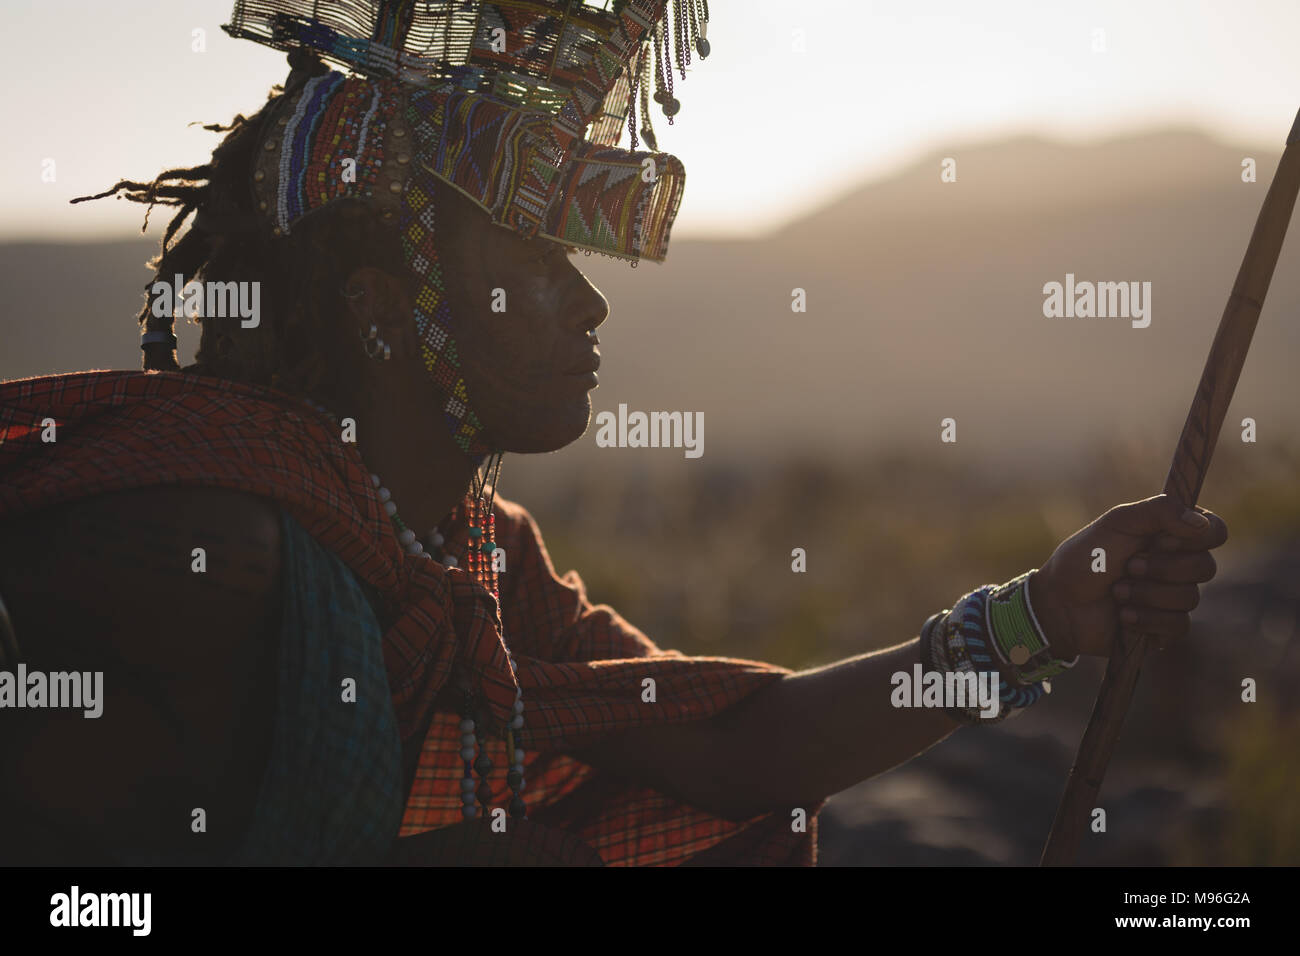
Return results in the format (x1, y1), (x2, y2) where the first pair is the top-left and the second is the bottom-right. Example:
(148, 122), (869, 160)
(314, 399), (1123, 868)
(341, 176), (610, 455)
(434, 179), (610, 454)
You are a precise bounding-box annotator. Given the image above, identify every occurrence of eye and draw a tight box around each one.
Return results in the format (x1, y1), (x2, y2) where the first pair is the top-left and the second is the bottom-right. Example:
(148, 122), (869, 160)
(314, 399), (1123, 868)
(531, 243), (574, 265)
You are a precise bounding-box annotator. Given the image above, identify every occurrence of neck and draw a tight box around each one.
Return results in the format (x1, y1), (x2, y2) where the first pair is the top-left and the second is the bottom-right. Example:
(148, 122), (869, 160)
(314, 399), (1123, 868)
(350, 369), (484, 534)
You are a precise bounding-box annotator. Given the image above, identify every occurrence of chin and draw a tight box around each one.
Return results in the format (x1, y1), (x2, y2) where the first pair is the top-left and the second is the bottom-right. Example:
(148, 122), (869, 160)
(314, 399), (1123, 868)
(496, 394), (592, 454)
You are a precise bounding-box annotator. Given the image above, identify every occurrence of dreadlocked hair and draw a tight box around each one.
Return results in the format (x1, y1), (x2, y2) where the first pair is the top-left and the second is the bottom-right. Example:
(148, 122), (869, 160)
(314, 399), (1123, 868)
(73, 57), (414, 411)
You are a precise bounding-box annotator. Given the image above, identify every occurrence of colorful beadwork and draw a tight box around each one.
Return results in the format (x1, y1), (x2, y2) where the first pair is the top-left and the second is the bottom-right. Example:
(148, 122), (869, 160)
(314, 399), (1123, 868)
(227, 0), (704, 259)
(270, 73), (395, 233)
(397, 108), (493, 461)
(923, 584), (1050, 724)
(986, 571), (1079, 684)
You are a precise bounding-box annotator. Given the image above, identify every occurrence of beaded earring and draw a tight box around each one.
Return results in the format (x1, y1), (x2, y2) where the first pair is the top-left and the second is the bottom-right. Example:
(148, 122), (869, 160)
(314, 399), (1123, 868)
(342, 289), (392, 361)
(360, 322), (391, 361)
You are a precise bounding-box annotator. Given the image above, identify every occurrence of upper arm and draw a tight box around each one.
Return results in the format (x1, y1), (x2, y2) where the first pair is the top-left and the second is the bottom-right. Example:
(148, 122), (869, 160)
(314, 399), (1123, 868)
(0, 486), (284, 862)
(0, 485), (282, 676)
(493, 495), (662, 662)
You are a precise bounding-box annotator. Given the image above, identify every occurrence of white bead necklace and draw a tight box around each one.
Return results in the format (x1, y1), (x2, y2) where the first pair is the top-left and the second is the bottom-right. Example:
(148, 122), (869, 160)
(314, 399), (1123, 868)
(369, 472), (460, 568)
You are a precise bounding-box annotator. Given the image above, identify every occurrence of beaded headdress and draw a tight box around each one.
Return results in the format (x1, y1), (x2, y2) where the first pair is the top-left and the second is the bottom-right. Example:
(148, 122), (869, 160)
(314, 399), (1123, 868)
(224, 0), (711, 462)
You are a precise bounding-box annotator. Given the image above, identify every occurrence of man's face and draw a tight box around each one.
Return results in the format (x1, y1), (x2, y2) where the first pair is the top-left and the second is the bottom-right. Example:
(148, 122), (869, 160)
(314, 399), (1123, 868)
(432, 178), (610, 454)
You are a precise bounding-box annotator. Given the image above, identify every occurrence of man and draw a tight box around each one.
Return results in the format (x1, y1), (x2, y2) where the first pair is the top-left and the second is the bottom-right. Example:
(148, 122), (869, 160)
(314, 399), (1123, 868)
(0, 0), (1227, 865)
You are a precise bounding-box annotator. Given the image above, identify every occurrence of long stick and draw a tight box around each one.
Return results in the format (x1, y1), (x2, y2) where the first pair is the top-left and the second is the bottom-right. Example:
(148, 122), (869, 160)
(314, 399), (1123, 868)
(1041, 107), (1300, 866)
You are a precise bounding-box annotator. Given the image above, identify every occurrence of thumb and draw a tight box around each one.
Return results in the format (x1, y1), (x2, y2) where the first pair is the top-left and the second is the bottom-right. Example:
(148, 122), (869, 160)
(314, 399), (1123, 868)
(1102, 493), (1208, 539)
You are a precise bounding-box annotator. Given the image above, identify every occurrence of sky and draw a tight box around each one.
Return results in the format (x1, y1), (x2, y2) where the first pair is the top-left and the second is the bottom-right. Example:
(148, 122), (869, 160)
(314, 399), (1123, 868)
(2, 0), (1299, 240)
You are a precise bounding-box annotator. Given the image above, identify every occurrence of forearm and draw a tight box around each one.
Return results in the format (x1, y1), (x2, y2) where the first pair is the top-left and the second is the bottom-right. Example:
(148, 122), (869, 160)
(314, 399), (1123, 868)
(705, 637), (961, 816)
(717, 634), (961, 806)
(576, 636), (962, 821)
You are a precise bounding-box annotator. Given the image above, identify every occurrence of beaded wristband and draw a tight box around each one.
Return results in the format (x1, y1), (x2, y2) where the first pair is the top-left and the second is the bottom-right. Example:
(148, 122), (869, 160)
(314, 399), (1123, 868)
(921, 590), (1009, 724)
(950, 588), (1019, 724)
(985, 570), (1078, 685)
(959, 589), (1047, 720)
(920, 579), (1056, 724)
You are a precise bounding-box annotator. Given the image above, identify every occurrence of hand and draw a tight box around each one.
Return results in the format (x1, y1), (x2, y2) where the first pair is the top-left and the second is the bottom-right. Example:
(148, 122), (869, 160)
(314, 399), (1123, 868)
(1027, 493), (1228, 660)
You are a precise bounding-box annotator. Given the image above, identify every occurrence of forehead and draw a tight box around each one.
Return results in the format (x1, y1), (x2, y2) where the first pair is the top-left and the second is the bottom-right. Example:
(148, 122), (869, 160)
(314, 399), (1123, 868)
(421, 169), (550, 254)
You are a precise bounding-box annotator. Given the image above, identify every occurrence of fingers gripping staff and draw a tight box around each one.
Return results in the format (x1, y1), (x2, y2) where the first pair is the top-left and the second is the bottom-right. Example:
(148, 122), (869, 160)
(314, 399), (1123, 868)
(1040, 106), (1300, 866)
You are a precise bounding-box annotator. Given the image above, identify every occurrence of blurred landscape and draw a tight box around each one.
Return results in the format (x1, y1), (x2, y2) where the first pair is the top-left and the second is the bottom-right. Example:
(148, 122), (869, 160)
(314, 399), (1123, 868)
(2, 126), (1297, 865)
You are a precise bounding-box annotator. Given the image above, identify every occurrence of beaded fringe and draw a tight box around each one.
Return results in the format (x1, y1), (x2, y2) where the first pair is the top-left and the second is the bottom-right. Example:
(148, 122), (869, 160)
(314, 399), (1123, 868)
(627, 0), (709, 150)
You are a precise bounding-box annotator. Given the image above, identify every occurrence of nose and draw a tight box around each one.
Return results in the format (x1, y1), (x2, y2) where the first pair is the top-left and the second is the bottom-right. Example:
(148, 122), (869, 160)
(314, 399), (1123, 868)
(570, 272), (609, 336)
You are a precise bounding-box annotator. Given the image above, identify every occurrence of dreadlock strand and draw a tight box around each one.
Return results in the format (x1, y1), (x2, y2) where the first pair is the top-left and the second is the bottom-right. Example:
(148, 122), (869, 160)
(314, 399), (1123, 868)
(160, 201), (202, 252)
(79, 71), (411, 397)
(70, 166), (213, 206)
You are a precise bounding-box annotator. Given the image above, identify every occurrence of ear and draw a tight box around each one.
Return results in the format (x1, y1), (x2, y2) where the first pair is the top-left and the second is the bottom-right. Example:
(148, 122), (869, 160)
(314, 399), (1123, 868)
(341, 266), (415, 357)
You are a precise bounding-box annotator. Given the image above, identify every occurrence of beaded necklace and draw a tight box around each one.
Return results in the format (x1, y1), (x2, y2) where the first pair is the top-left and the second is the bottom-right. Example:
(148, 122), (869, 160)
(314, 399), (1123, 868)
(305, 398), (526, 823)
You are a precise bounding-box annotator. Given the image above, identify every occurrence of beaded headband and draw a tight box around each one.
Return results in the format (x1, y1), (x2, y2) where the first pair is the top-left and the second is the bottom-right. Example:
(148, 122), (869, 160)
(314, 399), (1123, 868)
(229, 0), (710, 461)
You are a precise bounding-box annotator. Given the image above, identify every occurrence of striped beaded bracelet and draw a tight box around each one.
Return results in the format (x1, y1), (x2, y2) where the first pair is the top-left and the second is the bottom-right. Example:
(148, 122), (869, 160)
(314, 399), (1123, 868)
(919, 574), (1068, 724)
(919, 598), (1007, 724)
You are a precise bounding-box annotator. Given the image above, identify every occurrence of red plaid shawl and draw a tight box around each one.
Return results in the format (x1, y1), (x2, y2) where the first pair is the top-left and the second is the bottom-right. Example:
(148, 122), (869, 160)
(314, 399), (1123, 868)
(0, 370), (819, 865)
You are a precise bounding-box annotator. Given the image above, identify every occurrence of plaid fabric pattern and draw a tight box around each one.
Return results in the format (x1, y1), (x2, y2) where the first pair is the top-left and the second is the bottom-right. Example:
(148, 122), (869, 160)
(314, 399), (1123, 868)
(0, 370), (820, 865)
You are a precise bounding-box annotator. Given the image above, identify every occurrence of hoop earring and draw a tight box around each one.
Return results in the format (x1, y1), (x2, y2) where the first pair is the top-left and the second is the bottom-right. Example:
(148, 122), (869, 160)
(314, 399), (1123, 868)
(360, 323), (391, 361)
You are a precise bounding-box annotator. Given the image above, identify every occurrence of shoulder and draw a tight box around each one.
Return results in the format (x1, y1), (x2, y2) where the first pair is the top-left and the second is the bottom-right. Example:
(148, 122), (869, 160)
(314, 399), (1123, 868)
(0, 486), (283, 657)
(488, 493), (552, 567)
(490, 492), (536, 533)
(4, 485), (281, 568)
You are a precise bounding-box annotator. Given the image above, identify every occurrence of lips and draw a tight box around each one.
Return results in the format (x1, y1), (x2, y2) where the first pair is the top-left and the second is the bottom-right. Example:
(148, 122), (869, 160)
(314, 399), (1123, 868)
(564, 349), (601, 375)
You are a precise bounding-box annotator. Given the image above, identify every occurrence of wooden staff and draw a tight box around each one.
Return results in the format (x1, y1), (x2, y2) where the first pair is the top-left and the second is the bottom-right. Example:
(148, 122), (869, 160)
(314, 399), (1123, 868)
(1041, 106), (1300, 866)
